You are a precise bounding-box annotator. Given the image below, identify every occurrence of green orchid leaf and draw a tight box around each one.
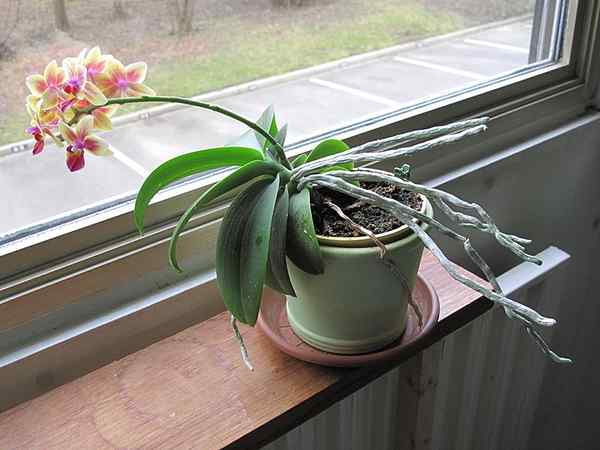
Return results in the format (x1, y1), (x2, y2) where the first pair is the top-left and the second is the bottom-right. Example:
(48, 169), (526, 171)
(238, 175), (281, 325)
(320, 164), (351, 174)
(287, 187), (324, 275)
(276, 123), (287, 145)
(271, 123), (287, 147)
(216, 182), (263, 324)
(135, 146), (264, 234)
(228, 105), (278, 154)
(269, 112), (278, 137)
(265, 186), (296, 296)
(264, 259), (285, 294)
(305, 138), (352, 170)
(216, 176), (280, 325)
(168, 160), (280, 272)
(253, 105), (277, 151)
(256, 104), (277, 149)
(292, 153), (308, 168)
(265, 123), (288, 163)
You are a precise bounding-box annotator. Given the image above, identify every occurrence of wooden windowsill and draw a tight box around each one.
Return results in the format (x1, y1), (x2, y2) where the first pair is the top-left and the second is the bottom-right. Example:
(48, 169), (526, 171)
(0, 252), (489, 449)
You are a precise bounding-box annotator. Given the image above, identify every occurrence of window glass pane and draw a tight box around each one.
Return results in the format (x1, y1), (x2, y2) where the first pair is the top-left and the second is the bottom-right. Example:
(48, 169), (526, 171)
(0, 0), (570, 244)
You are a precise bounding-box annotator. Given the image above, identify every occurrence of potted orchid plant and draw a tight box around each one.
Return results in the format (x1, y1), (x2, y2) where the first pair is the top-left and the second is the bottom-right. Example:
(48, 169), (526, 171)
(25, 48), (571, 368)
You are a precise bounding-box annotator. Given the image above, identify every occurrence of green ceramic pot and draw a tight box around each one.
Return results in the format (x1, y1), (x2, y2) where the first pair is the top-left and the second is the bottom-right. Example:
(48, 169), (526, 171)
(286, 196), (432, 354)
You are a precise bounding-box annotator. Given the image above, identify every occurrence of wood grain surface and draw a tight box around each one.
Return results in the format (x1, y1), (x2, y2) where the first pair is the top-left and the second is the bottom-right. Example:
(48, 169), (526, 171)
(0, 251), (489, 450)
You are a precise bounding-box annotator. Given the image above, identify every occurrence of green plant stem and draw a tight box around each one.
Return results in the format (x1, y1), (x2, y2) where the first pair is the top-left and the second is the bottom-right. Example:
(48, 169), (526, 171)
(85, 96), (291, 169)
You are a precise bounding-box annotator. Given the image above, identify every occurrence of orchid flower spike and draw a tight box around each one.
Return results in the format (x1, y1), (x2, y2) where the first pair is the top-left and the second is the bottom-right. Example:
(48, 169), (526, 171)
(25, 48), (155, 172)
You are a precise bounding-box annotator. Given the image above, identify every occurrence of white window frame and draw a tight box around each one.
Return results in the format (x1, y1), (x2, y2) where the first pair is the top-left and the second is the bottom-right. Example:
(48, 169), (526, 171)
(0, 0), (597, 335)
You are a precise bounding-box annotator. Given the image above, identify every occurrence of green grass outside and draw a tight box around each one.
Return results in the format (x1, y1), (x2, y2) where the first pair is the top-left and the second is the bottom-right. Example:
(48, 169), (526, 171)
(0, 2), (462, 145)
(0, 116), (25, 146)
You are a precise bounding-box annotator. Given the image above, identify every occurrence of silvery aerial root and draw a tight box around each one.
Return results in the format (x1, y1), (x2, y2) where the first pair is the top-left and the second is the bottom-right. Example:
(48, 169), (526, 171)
(231, 314), (254, 371)
(293, 118), (571, 363)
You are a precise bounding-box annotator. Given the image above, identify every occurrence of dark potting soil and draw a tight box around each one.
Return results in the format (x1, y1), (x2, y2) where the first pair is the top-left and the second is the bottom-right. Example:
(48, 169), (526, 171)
(311, 181), (423, 237)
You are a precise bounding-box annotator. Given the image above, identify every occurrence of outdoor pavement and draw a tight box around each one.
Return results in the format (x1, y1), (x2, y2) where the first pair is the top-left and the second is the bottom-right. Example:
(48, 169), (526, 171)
(0, 19), (533, 237)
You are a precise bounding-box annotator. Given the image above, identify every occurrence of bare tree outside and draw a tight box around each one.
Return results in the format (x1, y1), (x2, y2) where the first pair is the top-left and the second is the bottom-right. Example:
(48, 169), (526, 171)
(53, 0), (70, 32)
(112, 0), (130, 20)
(171, 0), (196, 35)
(271, 0), (307, 6)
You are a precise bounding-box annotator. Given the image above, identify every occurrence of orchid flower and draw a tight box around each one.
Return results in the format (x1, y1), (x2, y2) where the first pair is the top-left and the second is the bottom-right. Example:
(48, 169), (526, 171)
(91, 104), (119, 130)
(74, 100), (119, 130)
(26, 60), (65, 110)
(25, 98), (60, 155)
(59, 116), (112, 172)
(25, 111), (48, 155)
(79, 47), (111, 82)
(62, 58), (107, 106)
(95, 59), (155, 98)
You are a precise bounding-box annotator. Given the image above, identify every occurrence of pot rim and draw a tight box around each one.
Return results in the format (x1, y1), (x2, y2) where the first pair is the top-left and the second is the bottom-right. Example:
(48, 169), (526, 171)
(316, 193), (431, 248)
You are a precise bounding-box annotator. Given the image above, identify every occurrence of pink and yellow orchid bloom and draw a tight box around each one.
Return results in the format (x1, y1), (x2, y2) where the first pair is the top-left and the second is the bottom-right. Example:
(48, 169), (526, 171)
(25, 60), (65, 110)
(59, 116), (112, 172)
(79, 47), (111, 82)
(27, 95), (61, 131)
(95, 59), (155, 98)
(25, 102), (60, 155)
(25, 114), (47, 155)
(26, 94), (41, 112)
(71, 99), (119, 130)
(62, 58), (107, 106)
(92, 104), (119, 130)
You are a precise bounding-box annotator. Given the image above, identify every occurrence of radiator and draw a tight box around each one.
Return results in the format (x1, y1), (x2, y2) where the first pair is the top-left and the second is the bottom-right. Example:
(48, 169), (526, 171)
(262, 246), (570, 450)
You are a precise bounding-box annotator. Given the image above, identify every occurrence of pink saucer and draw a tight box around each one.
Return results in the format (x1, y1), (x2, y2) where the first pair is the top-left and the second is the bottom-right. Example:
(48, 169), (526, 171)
(257, 274), (440, 368)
